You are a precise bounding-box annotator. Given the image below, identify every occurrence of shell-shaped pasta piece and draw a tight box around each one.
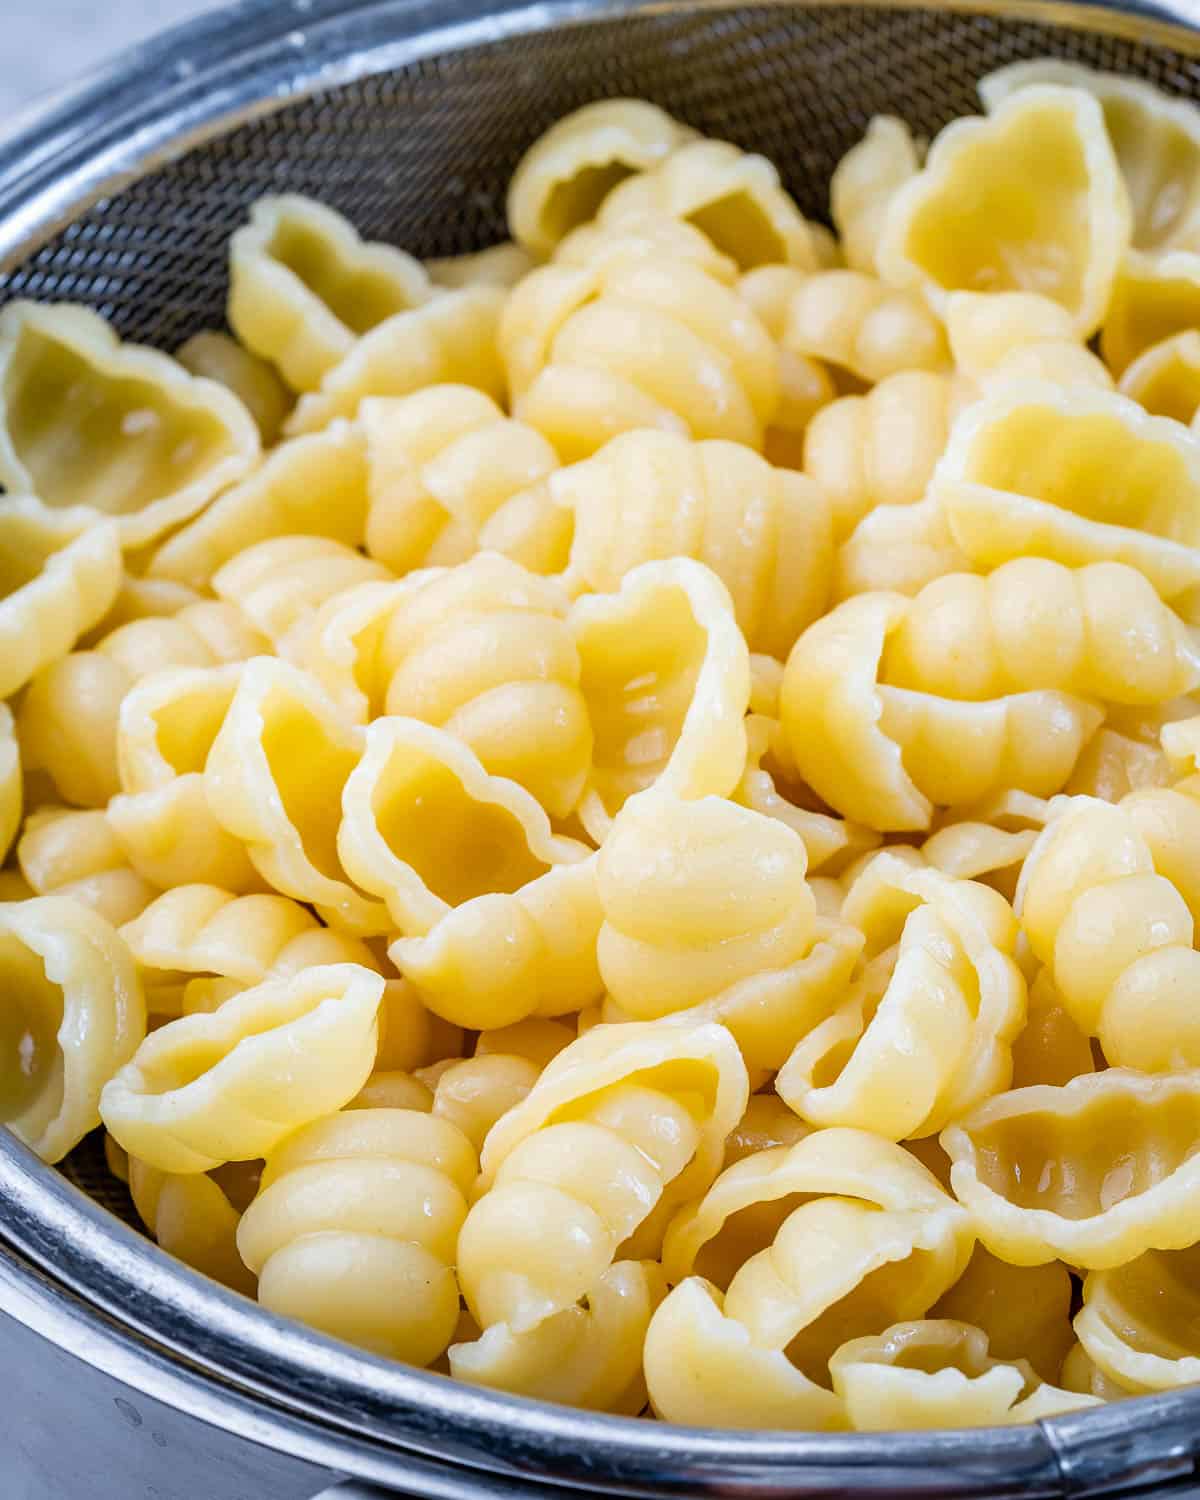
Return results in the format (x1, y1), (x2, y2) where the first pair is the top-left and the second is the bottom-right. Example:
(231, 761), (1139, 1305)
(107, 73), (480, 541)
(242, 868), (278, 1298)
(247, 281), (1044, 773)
(453, 1018), (747, 1401)
(0, 895), (145, 1162)
(929, 1245), (1075, 1385)
(427, 243), (536, 290)
(1009, 969), (1095, 1090)
(237, 1107), (476, 1363)
(1101, 249), (1200, 377)
(175, 330), (291, 444)
(568, 558), (751, 839)
(1118, 330), (1200, 424)
(149, 421), (368, 590)
(340, 714), (585, 937)
(212, 536), (391, 655)
(0, 500), (121, 699)
(285, 286), (506, 436)
(1076, 1244), (1200, 1392)
(361, 388), (566, 575)
(879, 86), (1130, 337)
(0, 304), (260, 547)
(202, 658), (386, 934)
(941, 1069), (1200, 1268)
(127, 1155), (256, 1295)
(501, 225), (778, 460)
(722, 1093), (812, 1168)
(980, 60), (1200, 254)
(780, 592), (1103, 831)
(946, 290), (1113, 393)
(228, 196), (431, 392)
(18, 808), (158, 928)
(108, 663), (264, 894)
(777, 854), (1025, 1139)
(781, 268), (950, 384)
(646, 1128), (971, 1428)
(828, 1320), (1098, 1429)
(831, 116), (922, 275)
(430, 1019), (575, 1151)
(595, 139), (819, 271)
(930, 384), (1200, 606)
(100, 963), (384, 1172)
(553, 430), (833, 658)
(506, 99), (694, 257)
(834, 494), (971, 602)
(737, 266), (837, 469)
(1061, 1341), (1137, 1400)
(451, 1259), (667, 1413)
(919, 789), (1057, 900)
(392, 856), (603, 1030)
(19, 600), (267, 809)
(84, 573), (204, 639)
(0, 704), (19, 864)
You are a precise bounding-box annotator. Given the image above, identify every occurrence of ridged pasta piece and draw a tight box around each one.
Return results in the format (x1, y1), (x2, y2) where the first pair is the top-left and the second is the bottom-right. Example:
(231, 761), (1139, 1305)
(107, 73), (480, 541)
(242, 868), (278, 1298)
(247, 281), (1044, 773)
(202, 658), (387, 934)
(285, 286), (506, 435)
(108, 663), (264, 894)
(361, 388), (566, 575)
(237, 1107), (476, 1363)
(828, 1320), (1098, 1429)
(450, 1018), (748, 1405)
(646, 1128), (972, 1428)
(427, 243), (535, 290)
(17, 808), (158, 928)
(148, 421), (368, 590)
(930, 383), (1200, 607)
(100, 962), (384, 1172)
(831, 115), (922, 275)
(941, 1069), (1200, 1268)
(979, 60), (1200, 254)
(1065, 725), (1172, 801)
(1009, 969), (1095, 1090)
(780, 592), (1103, 831)
(780, 268), (950, 384)
(553, 431), (833, 658)
(431, 1019), (575, 1151)
(0, 704), (19, 864)
(1118, 330), (1200, 423)
(919, 789), (1057, 900)
(19, 600), (267, 809)
(0, 500), (121, 700)
(350, 1069), (435, 1113)
(879, 86), (1130, 337)
(737, 266), (837, 469)
(1061, 1341), (1137, 1400)
(1076, 1244), (1200, 1392)
(1101, 250), (1200, 378)
(228, 195), (431, 391)
(0, 303), (259, 547)
(501, 222), (778, 460)
(127, 1154), (256, 1295)
(0, 895), (145, 1162)
(84, 572), (204, 639)
(594, 139), (820, 270)
(946, 290), (1113, 393)
(777, 853), (1025, 1139)
(567, 557), (751, 839)
(506, 99), (694, 257)
(175, 330), (292, 444)
(211, 536), (391, 654)
(722, 1093), (812, 1167)
(833, 494), (971, 602)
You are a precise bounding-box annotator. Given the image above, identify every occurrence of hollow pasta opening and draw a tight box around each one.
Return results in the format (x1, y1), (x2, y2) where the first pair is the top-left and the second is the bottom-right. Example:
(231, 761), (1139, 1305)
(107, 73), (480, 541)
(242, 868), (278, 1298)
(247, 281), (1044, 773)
(266, 214), (416, 334)
(0, 932), (64, 1123)
(543, 165), (637, 248)
(0, 512), (67, 598)
(260, 691), (361, 885)
(686, 193), (786, 270)
(151, 676), (241, 777)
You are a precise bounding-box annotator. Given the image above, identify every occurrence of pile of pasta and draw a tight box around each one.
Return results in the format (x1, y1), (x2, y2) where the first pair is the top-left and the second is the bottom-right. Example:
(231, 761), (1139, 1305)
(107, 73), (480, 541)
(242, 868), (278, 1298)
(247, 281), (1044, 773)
(6, 57), (1200, 1432)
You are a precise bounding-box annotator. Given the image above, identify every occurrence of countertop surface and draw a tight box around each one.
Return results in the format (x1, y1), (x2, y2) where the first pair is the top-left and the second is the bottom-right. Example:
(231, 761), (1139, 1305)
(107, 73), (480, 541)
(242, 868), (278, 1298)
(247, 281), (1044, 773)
(5, 0), (219, 115)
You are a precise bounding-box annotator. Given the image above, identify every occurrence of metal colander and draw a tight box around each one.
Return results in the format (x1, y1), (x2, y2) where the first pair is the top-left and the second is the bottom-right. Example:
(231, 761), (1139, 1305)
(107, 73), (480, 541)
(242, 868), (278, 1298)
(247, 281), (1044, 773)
(5, 3), (1200, 1497)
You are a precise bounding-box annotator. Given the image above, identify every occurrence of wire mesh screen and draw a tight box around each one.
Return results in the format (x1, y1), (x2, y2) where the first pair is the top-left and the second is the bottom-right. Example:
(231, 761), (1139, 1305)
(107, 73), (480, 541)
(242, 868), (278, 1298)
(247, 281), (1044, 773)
(2, 0), (1196, 1227)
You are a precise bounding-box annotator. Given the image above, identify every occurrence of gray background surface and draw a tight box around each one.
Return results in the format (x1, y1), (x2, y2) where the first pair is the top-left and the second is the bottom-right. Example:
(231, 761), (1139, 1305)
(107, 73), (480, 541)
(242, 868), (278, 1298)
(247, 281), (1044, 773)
(4, 1), (219, 114)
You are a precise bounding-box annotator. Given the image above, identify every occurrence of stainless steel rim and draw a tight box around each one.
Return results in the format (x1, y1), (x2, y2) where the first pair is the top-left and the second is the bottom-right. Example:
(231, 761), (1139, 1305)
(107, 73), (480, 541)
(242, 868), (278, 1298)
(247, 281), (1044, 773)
(3, 0), (1200, 1492)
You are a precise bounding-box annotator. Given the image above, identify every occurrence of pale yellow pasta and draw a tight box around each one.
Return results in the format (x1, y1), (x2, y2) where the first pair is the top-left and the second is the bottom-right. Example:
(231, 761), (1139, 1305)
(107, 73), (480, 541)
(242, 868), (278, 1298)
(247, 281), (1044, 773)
(553, 430), (833, 658)
(780, 267), (950, 385)
(737, 266), (837, 469)
(427, 243), (535, 290)
(0, 704), (19, 864)
(777, 854), (1025, 1139)
(833, 494), (971, 602)
(1076, 1244), (1200, 1392)
(202, 657), (387, 934)
(431, 1019), (574, 1150)
(722, 1093), (812, 1168)
(919, 789), (1057, 898)
(1064, 725), (1172, 801)
(1008, 969), (1096, 1089)
(941, 1069), (1200, 1268)
(1061, 1341), (1137, 1401)
(501, 223), (778, 459)
(828, 1320), (1097, 1430)
(85, 573), (204, 638)
(645, 1129), (971, 1429)
(0, 303), (259, 547)
(100, 962), (384, 1172)
(361, 387), (566, 575)
(285, 286), (505, 435)
(362, 976), (463, 1073)
(929, 1245), (1075, 1385)
(1102, 248), (1200, 379)
(350, 1069), (435, 1113)
(228, 195), (431, 391)
(1118, 330), (1200, 423)
(149, 421), (368, 590)
(0, 500), (121, 700)
(127, 1154), (256, 1295)
(780, 591), (1103, 830)
(17, 808), (158, 928)
(18, 600), (267, 808)
(237, 1107), (475, 1363)
(880, 86), (1130, 337)
(945, 290), (1113, 393)
(830, 115), (922, 275)
(175, 330), (292, 444)
(0, 895), (145, 1162)
(506, 99), (694, 257)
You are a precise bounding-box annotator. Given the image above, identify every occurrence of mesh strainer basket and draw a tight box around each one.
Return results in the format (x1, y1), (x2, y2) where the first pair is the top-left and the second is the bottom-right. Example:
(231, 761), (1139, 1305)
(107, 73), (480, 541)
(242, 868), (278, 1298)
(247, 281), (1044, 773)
(3, 2), (1200, 1496)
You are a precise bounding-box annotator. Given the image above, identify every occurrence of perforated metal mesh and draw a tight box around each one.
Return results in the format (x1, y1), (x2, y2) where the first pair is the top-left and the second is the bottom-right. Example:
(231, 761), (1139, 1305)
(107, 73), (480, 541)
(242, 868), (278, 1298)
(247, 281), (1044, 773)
(4, 0), (1196, 1227)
